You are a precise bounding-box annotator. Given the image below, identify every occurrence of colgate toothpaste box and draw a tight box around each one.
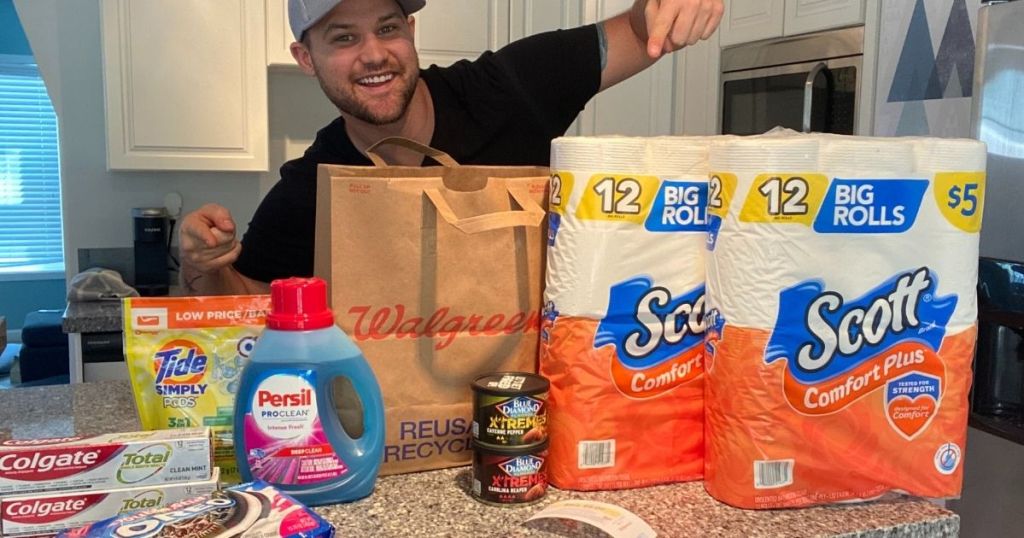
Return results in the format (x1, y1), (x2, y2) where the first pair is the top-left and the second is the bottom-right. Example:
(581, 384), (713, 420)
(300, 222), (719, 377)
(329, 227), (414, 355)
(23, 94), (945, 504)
(0, 428), (212, 497)
(0, 468), (219, 537)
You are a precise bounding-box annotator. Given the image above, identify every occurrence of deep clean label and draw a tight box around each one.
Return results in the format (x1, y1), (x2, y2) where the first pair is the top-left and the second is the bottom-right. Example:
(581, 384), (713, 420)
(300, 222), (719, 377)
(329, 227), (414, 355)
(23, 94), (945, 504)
(242, 371), (347, 485)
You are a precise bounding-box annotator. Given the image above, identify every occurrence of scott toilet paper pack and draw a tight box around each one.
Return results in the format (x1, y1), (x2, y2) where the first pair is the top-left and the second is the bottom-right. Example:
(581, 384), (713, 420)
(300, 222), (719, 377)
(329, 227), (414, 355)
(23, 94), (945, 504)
(703, 131), (985, 508)
(540, 136), (714, 490)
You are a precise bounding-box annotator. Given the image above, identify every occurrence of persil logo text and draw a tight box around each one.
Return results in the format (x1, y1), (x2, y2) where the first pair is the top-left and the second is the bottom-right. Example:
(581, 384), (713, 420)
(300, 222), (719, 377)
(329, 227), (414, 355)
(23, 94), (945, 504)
(594, 277), (705, 399)
(765, 267), (956, 439)
(497, 396), (542, 419)
(499, 455), (544, 477)
(153, 339), (209, 409)
(257, 389), (312, 407)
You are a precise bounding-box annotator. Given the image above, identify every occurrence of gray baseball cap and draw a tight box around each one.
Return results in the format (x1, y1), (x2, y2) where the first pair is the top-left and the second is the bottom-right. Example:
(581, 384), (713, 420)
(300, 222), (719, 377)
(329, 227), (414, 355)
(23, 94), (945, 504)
(289, 0), (426, 41)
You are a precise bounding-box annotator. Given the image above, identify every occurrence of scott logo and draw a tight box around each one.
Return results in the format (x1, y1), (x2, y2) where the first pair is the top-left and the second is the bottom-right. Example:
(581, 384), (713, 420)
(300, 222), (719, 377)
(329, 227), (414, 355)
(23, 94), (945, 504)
(257, 389), (312, 407)
(624, 288), (704, 359)
(768, 267), (955, 381)
(499, 455), (544, 477)
(765, 268), (956, 425)
(595, 278), (705, 399)
(797, 267), (931, 371)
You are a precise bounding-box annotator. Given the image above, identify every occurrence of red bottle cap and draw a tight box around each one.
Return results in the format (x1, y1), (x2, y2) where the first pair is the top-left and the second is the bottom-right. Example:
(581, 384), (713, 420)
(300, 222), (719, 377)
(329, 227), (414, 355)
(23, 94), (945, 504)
(267, 277), (335, 330)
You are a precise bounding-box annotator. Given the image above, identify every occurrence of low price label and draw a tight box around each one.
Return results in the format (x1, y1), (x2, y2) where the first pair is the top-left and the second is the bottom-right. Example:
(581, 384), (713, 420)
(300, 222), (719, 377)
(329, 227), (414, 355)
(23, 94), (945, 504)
(933, 172), (985, 232)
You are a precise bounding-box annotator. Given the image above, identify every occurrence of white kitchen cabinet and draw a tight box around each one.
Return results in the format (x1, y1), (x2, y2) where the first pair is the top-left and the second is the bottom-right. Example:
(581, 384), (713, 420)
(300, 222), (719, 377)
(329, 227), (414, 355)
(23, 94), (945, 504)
(719, 0), (785, 47)
(100, 0), (268, 171)
(415, 0), (510, 68)
(509, 0), (584, 41)
(674, 33), (722, 135)
(266, 0), (297, 67)
(784, 0), (865, 36)
(721, 0), (865, 46)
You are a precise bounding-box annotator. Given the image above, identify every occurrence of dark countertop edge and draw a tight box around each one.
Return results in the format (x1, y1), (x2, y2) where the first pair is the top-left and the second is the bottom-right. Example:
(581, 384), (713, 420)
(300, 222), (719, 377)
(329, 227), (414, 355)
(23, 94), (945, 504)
(62, 302), (123, 334)
(969, 413), (1024, 445)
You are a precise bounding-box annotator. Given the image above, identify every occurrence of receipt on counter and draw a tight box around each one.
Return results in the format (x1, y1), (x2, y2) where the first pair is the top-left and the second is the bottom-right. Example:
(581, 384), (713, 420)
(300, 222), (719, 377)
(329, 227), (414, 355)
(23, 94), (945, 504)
(525, 499), (656, 538)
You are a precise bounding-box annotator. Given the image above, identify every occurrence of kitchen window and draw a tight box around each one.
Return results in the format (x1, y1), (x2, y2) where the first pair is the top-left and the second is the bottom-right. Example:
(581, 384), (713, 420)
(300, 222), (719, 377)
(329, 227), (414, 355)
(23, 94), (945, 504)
(0, 54), (63, 278)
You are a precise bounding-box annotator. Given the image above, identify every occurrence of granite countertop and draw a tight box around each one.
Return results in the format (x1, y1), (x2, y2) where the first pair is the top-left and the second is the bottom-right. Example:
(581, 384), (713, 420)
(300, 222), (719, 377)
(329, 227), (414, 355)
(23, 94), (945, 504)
(62, 301), (123, 333)
(0, 381), (959, 537)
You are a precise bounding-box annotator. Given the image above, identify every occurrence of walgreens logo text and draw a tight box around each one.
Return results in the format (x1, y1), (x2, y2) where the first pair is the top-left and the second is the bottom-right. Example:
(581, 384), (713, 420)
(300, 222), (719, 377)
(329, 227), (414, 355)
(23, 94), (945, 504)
(347, 305), (541, 350)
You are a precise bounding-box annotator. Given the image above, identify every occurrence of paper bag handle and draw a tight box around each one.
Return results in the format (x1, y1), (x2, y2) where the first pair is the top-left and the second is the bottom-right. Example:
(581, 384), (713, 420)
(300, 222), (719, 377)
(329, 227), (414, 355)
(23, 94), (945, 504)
(424, 185), (545, 234)
(365, 136), (459, 167)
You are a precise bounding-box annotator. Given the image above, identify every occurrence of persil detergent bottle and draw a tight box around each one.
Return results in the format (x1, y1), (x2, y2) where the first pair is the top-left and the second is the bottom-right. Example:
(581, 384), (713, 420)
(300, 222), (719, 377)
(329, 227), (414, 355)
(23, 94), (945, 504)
(234, 277), (384, 505)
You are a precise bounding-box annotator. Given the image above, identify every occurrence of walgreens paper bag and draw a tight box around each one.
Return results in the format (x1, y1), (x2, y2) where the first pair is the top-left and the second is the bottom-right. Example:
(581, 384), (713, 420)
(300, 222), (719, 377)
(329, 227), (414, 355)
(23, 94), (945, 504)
(314, 138), (549, 475)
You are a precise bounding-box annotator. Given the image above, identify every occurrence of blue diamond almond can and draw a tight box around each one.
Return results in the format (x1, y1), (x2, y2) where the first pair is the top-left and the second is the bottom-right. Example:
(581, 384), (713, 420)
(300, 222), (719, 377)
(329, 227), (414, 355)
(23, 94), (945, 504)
(471, 440), (549, 505)
(472, 372), (549, 448)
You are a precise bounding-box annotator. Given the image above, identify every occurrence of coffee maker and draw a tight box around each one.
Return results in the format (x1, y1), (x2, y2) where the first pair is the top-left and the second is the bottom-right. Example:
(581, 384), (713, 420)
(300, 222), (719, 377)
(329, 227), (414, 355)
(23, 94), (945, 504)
(132, 207), (170, 296)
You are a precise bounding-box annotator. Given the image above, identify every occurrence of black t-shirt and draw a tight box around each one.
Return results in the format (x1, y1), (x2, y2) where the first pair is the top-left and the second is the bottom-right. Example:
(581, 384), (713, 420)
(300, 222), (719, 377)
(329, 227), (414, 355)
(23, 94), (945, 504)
(234, 24), (601, 283)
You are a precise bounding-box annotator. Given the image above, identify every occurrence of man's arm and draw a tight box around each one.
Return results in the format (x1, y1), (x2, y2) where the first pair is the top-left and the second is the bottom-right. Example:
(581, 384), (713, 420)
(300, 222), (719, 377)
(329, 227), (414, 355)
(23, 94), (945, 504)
(600, 0), (723, 91)
(179, 203), (271, 296)
(180, 263), (270, 296)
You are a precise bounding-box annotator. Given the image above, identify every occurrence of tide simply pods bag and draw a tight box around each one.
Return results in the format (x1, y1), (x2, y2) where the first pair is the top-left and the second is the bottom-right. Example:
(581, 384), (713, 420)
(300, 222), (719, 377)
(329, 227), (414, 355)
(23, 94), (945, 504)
(124, 295), (271, 483)
(540, 137), (713, 490)
(703, 133), (984, 508)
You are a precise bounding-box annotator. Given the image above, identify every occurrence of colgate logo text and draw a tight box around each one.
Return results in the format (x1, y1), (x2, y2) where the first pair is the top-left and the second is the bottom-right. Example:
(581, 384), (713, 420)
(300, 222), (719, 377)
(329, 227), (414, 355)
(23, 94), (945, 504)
(798, 267), (931, 372)
(0, 450), (100, 474)
(5, 498), (87, 519)
(257, 389), (312, 407)
(347, 305), (541, 350)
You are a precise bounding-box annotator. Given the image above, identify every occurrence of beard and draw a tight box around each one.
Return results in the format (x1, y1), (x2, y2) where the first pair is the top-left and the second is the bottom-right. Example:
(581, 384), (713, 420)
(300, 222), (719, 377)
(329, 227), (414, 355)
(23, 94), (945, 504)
(316, 65), (419, 126)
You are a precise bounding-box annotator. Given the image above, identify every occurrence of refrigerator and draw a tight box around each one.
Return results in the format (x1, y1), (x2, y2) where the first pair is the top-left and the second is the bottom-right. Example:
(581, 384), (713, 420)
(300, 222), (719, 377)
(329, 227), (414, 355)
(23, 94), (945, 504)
(949, 1), (1024, 537)
(973, 0), (1024, 261)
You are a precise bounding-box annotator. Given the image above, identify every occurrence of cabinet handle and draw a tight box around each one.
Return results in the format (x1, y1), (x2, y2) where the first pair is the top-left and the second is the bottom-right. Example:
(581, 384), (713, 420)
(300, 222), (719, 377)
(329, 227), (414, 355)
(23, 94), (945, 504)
(803, 62), (828, 133)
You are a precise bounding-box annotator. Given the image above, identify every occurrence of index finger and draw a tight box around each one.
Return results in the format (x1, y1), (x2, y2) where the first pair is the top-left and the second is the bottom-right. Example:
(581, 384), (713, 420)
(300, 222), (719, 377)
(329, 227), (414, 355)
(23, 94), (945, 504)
(645, 0), (674, 58)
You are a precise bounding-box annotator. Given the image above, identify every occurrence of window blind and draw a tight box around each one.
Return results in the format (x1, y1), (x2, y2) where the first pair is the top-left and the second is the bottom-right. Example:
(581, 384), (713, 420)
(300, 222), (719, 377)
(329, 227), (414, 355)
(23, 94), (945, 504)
(0, 59), (63, 272)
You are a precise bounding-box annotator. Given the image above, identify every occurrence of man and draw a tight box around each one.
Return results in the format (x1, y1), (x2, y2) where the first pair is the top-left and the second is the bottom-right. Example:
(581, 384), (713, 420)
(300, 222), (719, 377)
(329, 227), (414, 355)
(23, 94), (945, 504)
(180, 0), (723, 295)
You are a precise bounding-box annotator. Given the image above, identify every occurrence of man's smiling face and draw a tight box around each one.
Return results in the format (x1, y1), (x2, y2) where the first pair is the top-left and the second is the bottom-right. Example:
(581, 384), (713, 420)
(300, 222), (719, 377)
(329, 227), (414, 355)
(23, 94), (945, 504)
(301, 0), (419, 125)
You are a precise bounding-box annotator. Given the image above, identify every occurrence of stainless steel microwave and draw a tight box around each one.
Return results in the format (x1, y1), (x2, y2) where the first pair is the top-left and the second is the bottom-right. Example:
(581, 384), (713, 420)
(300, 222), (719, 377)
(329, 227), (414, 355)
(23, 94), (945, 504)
(720, 26), (863, 135)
